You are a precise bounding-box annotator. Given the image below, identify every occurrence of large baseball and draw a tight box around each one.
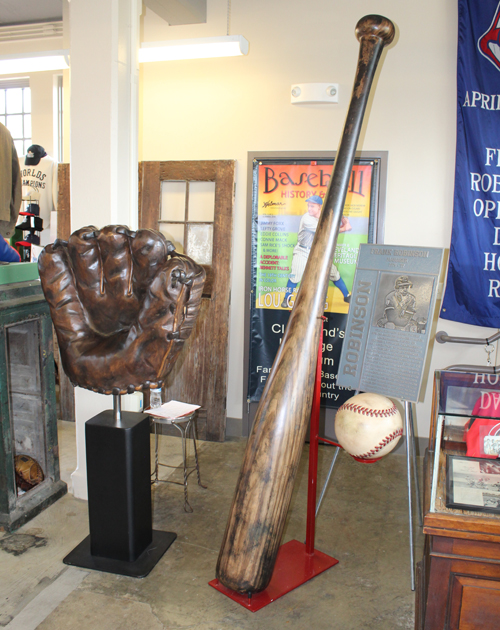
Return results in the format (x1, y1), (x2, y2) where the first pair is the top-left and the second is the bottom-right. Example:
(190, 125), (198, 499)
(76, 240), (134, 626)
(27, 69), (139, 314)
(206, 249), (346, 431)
(335, 393), (403, 463)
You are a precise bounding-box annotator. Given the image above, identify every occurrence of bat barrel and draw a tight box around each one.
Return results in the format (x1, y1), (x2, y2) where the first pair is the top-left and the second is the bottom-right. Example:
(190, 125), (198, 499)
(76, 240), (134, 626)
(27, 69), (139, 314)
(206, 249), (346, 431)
(216, 14), (395, 594)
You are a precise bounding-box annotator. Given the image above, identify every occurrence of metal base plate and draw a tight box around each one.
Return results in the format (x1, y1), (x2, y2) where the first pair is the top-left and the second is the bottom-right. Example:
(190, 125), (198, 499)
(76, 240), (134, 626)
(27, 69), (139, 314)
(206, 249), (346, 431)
(63, 529), (177, 578)
(209, 539), (339, 612)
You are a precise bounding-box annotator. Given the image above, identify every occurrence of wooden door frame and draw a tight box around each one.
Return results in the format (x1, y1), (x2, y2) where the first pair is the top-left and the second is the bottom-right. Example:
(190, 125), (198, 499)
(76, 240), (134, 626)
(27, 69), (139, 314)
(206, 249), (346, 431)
(54, 163), (75, 423)
(139, 160), (235, 441)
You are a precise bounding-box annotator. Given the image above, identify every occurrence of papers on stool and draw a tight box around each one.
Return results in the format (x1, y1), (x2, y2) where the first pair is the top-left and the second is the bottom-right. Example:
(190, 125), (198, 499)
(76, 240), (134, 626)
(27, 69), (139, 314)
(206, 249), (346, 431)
(147, 400), (200, 423)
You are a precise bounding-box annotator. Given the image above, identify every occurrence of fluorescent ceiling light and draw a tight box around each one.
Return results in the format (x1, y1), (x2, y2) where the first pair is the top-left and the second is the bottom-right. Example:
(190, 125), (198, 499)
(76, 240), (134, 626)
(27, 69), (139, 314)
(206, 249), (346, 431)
(139, 35), (249, 62)
(0, 50), (69, 75)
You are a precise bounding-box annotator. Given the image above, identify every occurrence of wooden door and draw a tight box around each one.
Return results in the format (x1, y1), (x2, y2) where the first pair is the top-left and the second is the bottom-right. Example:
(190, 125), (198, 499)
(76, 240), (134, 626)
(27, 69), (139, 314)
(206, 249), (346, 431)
(139, 161), (235, 442)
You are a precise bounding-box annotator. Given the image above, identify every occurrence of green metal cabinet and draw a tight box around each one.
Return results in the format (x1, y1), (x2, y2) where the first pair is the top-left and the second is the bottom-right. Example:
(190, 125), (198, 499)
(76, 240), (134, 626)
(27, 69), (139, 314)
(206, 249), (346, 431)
(0, 265), (67, 531)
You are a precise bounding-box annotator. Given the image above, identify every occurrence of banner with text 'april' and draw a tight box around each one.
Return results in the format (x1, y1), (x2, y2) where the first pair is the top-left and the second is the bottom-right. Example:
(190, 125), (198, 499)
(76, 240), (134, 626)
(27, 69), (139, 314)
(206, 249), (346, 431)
(441, 0), (500, 327)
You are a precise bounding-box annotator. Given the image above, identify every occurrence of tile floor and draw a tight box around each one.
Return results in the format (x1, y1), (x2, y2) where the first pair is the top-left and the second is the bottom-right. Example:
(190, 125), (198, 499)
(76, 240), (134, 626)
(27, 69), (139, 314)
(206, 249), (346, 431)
(0, 421), (423, 629)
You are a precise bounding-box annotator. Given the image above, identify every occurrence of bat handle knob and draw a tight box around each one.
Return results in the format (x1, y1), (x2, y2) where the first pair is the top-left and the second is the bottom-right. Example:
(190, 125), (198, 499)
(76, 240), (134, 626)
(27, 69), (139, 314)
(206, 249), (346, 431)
(356, 15), (395, 47)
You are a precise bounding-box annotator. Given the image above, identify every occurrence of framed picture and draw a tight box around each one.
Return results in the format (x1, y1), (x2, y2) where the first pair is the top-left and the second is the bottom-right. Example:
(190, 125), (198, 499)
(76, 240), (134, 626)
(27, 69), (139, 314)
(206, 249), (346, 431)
(243, 150), (388, 437)
(446, 454), (500, 514)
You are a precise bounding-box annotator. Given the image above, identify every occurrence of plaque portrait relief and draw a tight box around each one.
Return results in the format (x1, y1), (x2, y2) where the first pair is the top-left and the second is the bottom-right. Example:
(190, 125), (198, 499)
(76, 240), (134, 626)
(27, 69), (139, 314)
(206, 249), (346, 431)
(373, 273), (434, 334)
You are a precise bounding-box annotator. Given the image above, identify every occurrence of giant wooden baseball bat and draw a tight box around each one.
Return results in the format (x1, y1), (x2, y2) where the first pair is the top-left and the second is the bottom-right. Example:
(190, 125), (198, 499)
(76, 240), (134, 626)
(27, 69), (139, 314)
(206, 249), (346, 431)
(217, 15), (395, 594)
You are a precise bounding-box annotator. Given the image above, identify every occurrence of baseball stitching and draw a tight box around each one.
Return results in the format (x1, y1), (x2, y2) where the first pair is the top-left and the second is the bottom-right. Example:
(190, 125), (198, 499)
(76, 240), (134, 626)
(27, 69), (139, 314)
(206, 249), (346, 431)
(339, 401), (398, 418)
(352, 428), (403, 459)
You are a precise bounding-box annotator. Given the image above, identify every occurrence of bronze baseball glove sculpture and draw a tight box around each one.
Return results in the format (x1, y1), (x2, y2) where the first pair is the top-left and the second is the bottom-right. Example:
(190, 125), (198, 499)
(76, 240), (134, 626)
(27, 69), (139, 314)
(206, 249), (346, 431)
(38, 225), (205, 395)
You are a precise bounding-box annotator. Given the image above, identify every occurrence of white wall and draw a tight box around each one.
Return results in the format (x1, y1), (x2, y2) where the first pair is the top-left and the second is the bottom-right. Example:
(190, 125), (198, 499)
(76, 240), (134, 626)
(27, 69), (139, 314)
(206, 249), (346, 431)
(2, 0), (498, 444)
(140, 0), (499, 441)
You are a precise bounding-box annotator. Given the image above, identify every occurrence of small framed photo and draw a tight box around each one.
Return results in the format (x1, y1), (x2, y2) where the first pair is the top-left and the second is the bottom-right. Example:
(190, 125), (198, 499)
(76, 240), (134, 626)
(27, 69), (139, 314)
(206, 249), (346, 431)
(446, 455), (500, 514)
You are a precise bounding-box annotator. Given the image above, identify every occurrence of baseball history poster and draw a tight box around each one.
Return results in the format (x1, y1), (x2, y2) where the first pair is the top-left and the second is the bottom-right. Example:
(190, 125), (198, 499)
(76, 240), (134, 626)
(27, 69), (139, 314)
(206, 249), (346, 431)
(247, 157), (385, 407)
(440, 0), (500, 328)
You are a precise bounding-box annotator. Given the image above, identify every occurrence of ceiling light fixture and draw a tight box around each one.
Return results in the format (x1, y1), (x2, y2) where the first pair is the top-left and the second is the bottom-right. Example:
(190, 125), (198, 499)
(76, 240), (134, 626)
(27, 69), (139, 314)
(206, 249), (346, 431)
(139, 0), (248, 62)
(0, 50), (69, 75)
(139, 34), (248, 62)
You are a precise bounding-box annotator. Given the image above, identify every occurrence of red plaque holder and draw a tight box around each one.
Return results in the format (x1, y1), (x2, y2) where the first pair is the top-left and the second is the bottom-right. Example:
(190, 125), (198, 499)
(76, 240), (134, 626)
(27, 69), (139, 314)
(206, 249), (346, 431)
(209, 318), (338, 611)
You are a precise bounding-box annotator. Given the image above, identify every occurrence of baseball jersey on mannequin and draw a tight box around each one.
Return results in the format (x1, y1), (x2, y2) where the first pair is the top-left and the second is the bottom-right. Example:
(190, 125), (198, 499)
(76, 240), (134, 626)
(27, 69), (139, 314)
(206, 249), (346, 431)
(19, 144), (58, 246)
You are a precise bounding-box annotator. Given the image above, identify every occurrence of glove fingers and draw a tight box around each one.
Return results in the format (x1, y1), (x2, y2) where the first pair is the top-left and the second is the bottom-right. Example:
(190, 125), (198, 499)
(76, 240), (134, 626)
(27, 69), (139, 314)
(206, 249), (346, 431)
(97, 225), (140, 312)
(67, 225), (141, 335)
(74, 253), (205, 393)
(66, 225), (103, 308)
(38, 242), (94, 358)
(130, 229), (173, 290)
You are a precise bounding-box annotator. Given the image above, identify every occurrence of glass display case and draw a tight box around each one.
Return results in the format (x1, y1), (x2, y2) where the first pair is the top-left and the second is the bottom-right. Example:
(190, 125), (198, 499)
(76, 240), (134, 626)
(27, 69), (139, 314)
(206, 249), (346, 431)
(428, 369), (500, 517)
(416, 369), (500, 630)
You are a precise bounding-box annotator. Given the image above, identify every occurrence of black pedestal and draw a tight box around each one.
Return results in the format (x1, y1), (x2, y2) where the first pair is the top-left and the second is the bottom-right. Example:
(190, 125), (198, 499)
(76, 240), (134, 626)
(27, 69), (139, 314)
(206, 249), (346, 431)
(63, 529), (176, 578)
(63, 410), (175, 577)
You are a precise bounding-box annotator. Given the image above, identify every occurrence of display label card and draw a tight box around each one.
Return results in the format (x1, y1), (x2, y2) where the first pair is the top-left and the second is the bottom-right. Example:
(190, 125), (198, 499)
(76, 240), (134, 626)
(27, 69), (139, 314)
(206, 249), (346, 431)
(337, 244), (444, 402)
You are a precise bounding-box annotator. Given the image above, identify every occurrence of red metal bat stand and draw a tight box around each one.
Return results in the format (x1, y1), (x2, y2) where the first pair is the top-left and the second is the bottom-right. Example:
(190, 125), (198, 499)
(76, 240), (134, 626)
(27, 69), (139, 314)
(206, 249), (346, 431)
(209, 318), (339, 611)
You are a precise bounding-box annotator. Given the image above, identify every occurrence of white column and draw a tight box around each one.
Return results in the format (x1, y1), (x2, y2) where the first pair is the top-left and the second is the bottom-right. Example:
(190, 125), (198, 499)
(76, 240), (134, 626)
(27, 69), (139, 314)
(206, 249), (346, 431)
(68, 0), (141, 499)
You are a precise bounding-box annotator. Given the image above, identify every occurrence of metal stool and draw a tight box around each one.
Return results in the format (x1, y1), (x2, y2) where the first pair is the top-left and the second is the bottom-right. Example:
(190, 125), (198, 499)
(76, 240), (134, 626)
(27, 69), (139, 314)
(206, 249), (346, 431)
(151, 411), (206, 512)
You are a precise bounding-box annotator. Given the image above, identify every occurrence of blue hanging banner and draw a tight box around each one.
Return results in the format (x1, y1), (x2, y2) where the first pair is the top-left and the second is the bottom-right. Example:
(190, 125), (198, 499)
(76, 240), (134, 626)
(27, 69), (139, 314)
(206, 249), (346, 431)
(441, 0), (500, 328)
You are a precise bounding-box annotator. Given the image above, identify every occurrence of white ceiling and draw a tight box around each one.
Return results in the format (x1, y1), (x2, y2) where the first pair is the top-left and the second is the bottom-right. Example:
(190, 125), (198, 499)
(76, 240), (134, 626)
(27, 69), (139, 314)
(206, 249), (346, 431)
(0, 0), (206, 27)
(0, 0), (63, 26)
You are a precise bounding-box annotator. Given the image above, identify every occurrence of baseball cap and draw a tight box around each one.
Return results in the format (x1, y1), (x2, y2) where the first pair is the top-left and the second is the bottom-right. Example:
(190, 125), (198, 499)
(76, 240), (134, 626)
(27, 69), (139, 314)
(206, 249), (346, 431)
(25, 145), (47, 166)
(307, 195), (323, 205)
(395, 275), (412, 287)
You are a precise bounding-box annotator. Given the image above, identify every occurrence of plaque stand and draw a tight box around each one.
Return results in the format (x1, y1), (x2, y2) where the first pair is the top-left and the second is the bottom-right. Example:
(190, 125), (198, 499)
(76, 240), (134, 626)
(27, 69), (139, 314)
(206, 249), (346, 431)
(64, 396), (176, 578)
(316, 399), (422, 590)
(328, 244), (444, 590)
(209, 318), (339, 611)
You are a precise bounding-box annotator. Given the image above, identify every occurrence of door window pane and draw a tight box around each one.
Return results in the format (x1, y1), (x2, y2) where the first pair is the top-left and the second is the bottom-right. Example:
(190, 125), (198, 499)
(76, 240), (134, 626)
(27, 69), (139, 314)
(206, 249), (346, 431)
(186, 224), (213, 264)
(159, 223), (185, 253)
(188, 181), (215, 222)
(161, 181), (186, 222)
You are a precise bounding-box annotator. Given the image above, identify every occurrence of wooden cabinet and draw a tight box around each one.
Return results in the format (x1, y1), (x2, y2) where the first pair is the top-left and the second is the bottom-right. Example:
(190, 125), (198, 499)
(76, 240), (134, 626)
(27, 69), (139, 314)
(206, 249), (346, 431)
(417, 457), (500, 628)
(416, 371), (500, 629)
(0, 272), (66, 531)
